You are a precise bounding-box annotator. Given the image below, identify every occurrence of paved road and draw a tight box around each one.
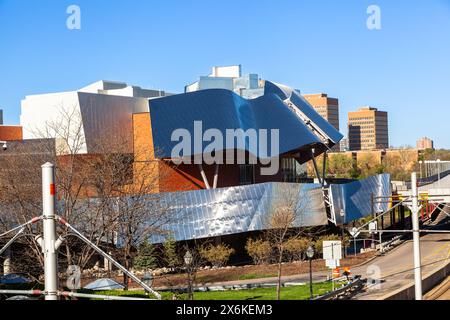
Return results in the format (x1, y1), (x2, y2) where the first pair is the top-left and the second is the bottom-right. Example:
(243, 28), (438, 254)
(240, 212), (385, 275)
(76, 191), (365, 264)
(153, 233), (450, 300)
(351, 233), (450, 300)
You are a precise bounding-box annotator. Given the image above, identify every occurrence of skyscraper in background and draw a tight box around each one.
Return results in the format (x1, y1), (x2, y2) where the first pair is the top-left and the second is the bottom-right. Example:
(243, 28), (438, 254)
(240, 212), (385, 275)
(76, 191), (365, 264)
(303, 93), (340, 151)
(417, 137), (434, 150)
(348, 107), (389, 151)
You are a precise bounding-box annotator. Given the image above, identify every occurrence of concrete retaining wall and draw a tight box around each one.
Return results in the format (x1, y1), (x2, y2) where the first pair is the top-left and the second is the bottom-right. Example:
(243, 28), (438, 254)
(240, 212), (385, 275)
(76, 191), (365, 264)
(380, 260), (450, 300)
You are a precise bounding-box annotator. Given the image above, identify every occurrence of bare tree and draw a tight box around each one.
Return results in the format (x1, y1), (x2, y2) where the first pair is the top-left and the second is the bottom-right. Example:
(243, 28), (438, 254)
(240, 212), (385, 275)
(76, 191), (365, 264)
(0, 140), (55, 279)
(264, 184), (324, 300)
(1, 105), (174, 287)
(383, 148), (418, 181)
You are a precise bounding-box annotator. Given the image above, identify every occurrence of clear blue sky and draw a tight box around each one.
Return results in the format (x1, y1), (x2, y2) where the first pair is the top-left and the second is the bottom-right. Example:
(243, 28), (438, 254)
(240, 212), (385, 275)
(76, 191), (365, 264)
(1, 0), (450, 148)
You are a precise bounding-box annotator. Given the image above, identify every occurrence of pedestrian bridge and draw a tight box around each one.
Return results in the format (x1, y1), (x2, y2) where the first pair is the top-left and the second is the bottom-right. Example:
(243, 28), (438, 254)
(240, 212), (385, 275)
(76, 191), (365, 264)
(398, 172), (450, 222)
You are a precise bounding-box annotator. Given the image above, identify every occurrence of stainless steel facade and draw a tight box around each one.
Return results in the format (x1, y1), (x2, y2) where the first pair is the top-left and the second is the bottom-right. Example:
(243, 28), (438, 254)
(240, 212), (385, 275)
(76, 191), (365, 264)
(150, 182), (328, 243)
(329, 174), (391, 224)
(1, 175), (392, 245)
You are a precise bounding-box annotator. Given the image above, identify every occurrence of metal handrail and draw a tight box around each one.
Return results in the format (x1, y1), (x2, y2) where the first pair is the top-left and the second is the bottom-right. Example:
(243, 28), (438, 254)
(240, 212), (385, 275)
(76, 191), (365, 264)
(314, 276), (363, 300)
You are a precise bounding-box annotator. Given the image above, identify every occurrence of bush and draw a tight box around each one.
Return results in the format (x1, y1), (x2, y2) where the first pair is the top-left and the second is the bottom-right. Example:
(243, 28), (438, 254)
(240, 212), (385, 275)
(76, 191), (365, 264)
(245, 238), (272, 265)
(313, 234), (350, 256)
(199, 244), (235, 268)
(284, 238), (310, 261)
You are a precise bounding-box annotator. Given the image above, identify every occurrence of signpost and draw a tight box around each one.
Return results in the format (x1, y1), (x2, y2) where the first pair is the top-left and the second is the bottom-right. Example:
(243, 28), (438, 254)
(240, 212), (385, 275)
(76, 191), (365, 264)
(323, 240), (342, 291)
(350, 227), (361, 257)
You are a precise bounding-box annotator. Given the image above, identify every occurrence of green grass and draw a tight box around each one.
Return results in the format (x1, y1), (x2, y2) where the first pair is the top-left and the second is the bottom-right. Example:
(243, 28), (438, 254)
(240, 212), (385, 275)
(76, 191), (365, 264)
(236, 273), (277, 281)
(95, 281), (344, 300)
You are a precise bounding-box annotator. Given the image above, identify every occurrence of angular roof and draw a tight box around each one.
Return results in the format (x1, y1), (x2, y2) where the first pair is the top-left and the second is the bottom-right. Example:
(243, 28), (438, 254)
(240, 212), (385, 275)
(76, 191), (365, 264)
(149, 88), (332, 163)
(149, 82), (343, 163)
(265, 81), (343, 144)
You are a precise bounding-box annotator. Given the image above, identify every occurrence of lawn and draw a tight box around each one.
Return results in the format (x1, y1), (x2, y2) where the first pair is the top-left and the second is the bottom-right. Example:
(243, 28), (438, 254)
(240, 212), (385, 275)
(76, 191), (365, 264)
(236, 273), (277, 281)
(95, 281), (342, 300)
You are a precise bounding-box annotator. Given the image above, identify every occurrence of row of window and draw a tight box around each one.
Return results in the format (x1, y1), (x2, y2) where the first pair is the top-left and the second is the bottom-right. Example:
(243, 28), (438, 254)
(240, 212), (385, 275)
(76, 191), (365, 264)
(238, 159), (305, 185)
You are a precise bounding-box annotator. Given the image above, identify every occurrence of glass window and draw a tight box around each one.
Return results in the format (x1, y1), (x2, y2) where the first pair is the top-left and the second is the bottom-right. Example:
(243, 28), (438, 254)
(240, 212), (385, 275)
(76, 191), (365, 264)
(239, 164), (254, 185)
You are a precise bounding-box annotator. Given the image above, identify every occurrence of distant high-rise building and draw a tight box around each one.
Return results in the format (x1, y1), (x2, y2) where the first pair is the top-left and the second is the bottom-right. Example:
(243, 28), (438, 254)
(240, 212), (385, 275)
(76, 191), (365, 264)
(348, 106), (389, 151)
(0, 109), (3, 125)
(303, 93), (340, 151)
(302, 93), (340, 132)
(417, 137), (434, 150)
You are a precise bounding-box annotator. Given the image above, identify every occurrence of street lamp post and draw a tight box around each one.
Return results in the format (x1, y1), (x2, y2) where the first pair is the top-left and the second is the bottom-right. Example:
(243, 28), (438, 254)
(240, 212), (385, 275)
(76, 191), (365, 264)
(184, 250), (194, 300)
(306, 246), (315, 300)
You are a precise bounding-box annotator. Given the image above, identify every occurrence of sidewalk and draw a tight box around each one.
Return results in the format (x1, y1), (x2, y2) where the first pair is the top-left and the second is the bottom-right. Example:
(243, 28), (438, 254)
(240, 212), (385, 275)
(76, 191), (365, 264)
(153, 271), (331, 292)
(153, 254), (379, 292)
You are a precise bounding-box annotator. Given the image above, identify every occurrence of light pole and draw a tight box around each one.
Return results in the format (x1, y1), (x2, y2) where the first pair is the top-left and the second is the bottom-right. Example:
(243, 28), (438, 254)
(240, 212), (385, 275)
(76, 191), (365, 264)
(306, 246), (315, 300)
(411, 172), (423, 300)
(41, 163), (59, 300)
(184, 250), (194, 300)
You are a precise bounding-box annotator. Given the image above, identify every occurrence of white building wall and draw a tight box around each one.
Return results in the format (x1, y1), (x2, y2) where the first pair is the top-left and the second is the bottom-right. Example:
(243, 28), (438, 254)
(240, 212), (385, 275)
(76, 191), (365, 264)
(20, 85), (150, 155)
(210, 65), (241, 78)
(198, 76), (234, 91)
(20, 91), (87, 154)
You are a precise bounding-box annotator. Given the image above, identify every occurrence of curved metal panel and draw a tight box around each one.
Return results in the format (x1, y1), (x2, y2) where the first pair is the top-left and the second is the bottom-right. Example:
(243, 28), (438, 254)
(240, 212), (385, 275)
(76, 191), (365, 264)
(264, 81), (343, 145)
(330, 174), (391, 224)
(150, 182), (328, 243)
(288, 91), (343, 144)
(149, 89), (324, 162)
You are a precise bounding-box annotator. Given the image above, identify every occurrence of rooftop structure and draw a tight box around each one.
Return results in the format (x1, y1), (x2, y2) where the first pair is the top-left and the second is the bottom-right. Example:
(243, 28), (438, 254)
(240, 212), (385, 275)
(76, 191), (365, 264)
(20, 81), (170, 155)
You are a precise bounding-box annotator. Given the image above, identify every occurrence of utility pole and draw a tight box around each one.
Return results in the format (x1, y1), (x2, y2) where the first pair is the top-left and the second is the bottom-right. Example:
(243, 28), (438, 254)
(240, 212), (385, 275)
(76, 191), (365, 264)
(410, 172), (423, 300)
(41, 163), (59, 301)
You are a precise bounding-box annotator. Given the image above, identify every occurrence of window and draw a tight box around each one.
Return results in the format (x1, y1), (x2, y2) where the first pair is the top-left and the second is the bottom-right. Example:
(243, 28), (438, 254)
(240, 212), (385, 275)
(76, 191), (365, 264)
(281, 158), (305, 182)
(239, 164), (255, 185)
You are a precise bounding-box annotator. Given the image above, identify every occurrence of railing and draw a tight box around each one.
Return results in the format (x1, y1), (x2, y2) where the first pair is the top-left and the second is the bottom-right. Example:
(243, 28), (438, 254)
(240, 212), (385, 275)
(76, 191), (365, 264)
(405, 169), (450, 189)
(314, 276), (364, 300)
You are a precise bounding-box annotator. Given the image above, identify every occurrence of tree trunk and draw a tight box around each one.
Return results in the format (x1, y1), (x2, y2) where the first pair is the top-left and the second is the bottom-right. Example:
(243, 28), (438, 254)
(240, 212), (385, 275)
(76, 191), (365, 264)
(123, 245), (131, 291)
(276, 248), (283, 300)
